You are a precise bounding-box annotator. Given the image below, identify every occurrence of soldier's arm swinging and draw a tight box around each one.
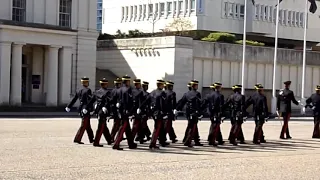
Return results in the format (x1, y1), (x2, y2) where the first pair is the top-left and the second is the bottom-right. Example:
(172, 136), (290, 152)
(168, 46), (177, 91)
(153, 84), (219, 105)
(66, 91), (79, 108)
(176, 93), (187, 111)
(291, 91), (299, 105)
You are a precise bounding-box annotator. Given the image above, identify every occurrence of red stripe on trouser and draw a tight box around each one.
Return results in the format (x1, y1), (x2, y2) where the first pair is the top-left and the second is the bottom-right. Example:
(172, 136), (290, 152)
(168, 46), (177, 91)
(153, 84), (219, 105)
(150, 120), (162, 146)
(95, 122), (105, 144)
(114, 121), (128, 146)
(131, 119), (140, 139)
(186, 124), (197, 145)
(75, 117), (88, 142)
(111, 121), (120, 140)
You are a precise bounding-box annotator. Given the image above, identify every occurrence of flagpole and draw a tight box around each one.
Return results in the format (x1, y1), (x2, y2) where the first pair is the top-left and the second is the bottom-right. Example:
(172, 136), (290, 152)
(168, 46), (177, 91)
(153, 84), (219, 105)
(271, 0), (281, 113)
(301, 0), (308, 106)
(241, 0), (248, 95)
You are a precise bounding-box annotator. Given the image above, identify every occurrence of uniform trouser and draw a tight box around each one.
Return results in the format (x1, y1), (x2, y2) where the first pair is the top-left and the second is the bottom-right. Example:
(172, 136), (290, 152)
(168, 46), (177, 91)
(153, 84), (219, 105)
(165, 115), (177, 140)
(228, 118), (244, 142)
(183, 122), (200, 143)
(94, 112), (112, 145)
(110, 118), (121, 141)
(280, 112), (291, 138)
(253, 115), (265, 142)
(136, 116), (151, 141)
(132, 117), (144, 142)
(150, 119), (166, 147)
(74, 113), (94, 143)
(113, 117), (135, 148)
(184, 117), (200, 145)
(208, 117), (223, 144)
(229, 117), (244, 143)
(312, 116), (320, 138)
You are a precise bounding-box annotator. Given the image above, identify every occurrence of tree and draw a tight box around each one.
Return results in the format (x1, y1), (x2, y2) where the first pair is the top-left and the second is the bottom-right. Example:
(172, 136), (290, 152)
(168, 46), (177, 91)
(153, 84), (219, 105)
(166, 18), (194, 36)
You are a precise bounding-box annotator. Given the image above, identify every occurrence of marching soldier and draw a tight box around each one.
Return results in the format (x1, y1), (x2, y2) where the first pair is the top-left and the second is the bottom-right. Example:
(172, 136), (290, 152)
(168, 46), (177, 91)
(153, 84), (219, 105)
(182, 82), (201, 143)
(131, 79), (144, 143)
(204, 82), (225, 146)
(164, 81), (178, 143)
(176, 80), (204, 147)
(225, 85), (246, 145)
(110, 78), (122, 142)
(246, 84), (269, 144)
(135, 81), (152, 142)
(277, 81), (300, 139)
(112, 75), (137, 150)
(138, 79), (168, 149)
(88, 78), (112, 147)
(303, 85), (320, 138)
(65, 77), (94, 144)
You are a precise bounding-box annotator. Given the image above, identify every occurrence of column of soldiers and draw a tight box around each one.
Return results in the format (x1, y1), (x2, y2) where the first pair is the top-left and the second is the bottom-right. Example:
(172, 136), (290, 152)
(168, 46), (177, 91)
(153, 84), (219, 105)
(65, 76), (320, 150)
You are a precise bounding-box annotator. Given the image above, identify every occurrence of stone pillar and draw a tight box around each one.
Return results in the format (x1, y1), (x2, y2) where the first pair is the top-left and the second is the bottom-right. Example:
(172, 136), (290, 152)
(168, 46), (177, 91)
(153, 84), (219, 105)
(58, 47), (72, 105)
(187, 0), (191, 16)
(0, 41), (12, 105)
(46, 46), (60, 106)
(10, 43), (25, 106)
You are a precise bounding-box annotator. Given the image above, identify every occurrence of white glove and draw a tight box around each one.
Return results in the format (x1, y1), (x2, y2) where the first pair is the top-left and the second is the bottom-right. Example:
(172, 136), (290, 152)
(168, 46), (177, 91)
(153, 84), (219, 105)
(276, 110), (280, 116)
(94, 104), (97, 109)
(301, 107), (306, 115)
(65, 107), (70, 112)
(173, 109), (178, 115)
(82, 109), (88, 114)
(102, 107), (107, 114)
(116, 103), (120, 108)
(137, 108), (141, 114)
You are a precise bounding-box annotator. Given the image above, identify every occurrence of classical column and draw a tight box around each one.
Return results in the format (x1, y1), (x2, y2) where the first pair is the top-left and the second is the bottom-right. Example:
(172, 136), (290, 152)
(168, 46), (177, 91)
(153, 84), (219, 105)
(58, 47), (72, 105)
(0, 41), (12, 105)
(46, 46), (60, 106)
(187, 0), (191, 16)
(10, 43), (25, 106)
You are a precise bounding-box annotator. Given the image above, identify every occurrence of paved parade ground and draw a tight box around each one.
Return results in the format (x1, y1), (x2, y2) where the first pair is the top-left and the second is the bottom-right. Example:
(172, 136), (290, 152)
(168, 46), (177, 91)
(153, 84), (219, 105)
(1, 118), (320, 180)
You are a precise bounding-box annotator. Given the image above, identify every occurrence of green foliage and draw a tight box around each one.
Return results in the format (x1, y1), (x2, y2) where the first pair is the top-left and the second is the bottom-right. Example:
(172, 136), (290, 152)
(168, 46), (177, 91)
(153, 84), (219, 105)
(235, 40), (265, 46)
(201, 32), (236, 43)
(97, 33), (115, 40)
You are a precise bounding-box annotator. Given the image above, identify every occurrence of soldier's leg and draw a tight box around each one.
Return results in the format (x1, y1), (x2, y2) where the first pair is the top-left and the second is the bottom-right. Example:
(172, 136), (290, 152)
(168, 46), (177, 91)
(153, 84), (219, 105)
(124, 118), (137, 149)
(131, 118), (141, 141)
(113, 118), (128, 150)
(194, 122), (203, 146)
(102, 117), (112, 145)
(74, 115), (87, 144)
(93, 113), (106, 147)
(167, 117), (177, 142)
(280, 113), (288, 139)
(228, 117), (235, 141)
(184, 117), (195, 147)
(312, 116), (320, 138)
(217, 126), (224, 145)
(253, 117), (260, 144)
(86, 116), (94, 143)
(285, 113), (292, 138)
(208, 117), (214, 144)
(150, 119), (162, 149)
(110, 118), (120, 141)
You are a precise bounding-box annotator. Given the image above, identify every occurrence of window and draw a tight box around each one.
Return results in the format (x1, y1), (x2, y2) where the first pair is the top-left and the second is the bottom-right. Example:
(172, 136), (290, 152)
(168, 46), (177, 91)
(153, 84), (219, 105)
(295, 12), (299, 26)
(283, 10), (287, 25)
(178, 1), (183, 14)
(168, 2), (173, 14)
(97, 10), (102, 17)
(292, 11), (295, 25)
(97, 3), (102, 10)
(264, 6), (267, 20)
(97, 17), (102, 23)
(12, 0), (26, 22)
(121, 7), (124, 21)
(125, 6), (129, 20)
(299, 12), (304, 27)
(173, 2), (177, 14)
(148, 4), (153, 18)
(288, 11), (291, 25)
(260, 5), (264, 20)
(59, 0), (72, 27)
(138, 5), (142, 20)
(235, 4), (239, 18)
(229, 3), (234, 17)
(191, 0), (195, 12)
(185, 0), (188, 13)
(240, 5), (244, 18)
(273, 8), (276, 22)
(130, 6), (133, 20)
(255, 5), (260, 19)
(223, 2), (228, 17)
(198, 0), (203, 13)
(160, 3), (165, 16)
(134, 6), (137, 19)
(143, 4), (147, 19)
(268, 6), (273, 21)
(279, 10), (282, 24)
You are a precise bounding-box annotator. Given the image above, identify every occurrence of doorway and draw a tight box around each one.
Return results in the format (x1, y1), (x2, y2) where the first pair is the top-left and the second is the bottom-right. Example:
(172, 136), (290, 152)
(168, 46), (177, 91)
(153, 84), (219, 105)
(21, 54), (28, 103)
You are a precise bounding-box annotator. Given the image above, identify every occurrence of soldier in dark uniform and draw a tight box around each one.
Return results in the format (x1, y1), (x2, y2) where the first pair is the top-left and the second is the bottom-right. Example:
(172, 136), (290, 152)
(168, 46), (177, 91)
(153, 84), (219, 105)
(164, 81), (178, 143)
(87, 78), (112, 147)
(138, 79), (168, 149)
(110, 78), (122, 142)
(112, 75), (137, 150)
(204, 82), (225, 146)
(225, 85), (246, 145)
(135, 81), (152, 142)
(176, 80), (204, 147)
(182, 82), (201, 143)
(131, 79), (144, 143)
(246, 84), (269, 144)
(65, 77), (94, 144)
(277, 81), (300, 139)
(304, 85), (320, 138)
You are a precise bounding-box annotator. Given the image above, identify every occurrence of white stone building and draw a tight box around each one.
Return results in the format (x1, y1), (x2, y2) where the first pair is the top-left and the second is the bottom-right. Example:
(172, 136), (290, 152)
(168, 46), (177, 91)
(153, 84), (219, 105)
(102, 0), (320, 45)
(0, 0), (98, 106)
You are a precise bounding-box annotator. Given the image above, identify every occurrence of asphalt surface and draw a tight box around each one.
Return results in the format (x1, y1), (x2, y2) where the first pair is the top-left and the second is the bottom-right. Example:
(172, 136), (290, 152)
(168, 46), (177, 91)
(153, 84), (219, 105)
(1, 118), (320, 180)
